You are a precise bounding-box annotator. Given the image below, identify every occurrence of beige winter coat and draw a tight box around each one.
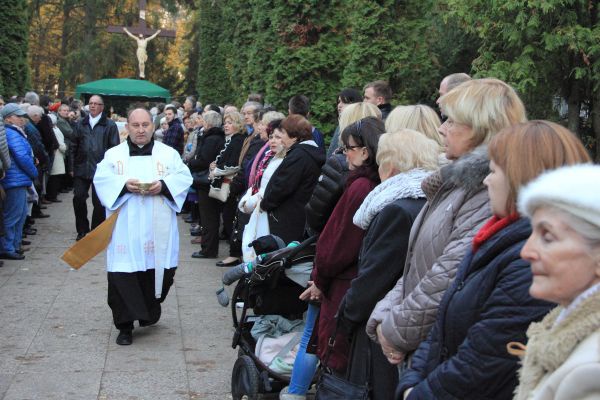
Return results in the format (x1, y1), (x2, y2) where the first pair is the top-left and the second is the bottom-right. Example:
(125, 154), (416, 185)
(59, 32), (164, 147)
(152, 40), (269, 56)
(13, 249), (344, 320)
(50, 126), (67, 176)
(366, 145), (492, 353)
(514, 290), (600, 400)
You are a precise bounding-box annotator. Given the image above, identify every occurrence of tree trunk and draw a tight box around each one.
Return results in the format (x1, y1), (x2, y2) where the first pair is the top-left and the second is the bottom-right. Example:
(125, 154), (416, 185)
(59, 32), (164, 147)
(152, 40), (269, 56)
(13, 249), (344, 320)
(567, 78), (581, 135)
(83, 0), (98, 82)
(592, 87), (600, 162)
(58, 0), (73, 98)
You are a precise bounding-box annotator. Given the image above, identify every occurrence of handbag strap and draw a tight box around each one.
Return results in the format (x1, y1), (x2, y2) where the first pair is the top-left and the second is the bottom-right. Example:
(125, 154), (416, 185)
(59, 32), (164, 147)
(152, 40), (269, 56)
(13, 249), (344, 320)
(322, 297), (372, 383)
(273, 330), (303, 360)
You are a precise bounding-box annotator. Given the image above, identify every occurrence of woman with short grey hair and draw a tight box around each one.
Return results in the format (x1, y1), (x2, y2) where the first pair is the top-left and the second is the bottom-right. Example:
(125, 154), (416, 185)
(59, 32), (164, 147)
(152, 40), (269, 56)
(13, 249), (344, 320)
(514, 164), (600, 400)
(188, 110), (225, 259)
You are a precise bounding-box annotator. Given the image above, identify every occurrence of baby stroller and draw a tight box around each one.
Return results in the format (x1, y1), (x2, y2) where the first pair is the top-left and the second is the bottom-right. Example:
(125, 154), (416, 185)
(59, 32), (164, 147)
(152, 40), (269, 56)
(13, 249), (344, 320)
(228, 235), (318, 400)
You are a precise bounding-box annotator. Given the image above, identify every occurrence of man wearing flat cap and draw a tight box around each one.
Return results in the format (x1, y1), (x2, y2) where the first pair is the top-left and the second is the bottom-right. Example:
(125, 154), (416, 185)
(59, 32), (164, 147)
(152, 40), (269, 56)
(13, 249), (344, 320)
(0, 104), (37, 260)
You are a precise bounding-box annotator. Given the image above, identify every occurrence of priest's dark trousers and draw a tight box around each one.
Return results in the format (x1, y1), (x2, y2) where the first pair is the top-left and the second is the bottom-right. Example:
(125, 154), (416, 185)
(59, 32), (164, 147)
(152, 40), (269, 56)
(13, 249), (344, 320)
(107, 268), (176, 330)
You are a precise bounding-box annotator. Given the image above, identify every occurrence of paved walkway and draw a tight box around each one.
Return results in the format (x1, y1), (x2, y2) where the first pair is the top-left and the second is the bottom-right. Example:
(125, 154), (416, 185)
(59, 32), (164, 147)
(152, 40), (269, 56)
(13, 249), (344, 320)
(0, 198), (241, 399)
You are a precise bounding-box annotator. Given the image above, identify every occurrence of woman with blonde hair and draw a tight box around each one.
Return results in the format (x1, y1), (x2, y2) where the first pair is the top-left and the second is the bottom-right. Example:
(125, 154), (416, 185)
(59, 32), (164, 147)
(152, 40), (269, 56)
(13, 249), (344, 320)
(397, 120), (589, 399)
(338, 101), (381, 134)
(385, 105), (443, 147)
(336, 129), (439, 399)
(367, 78), (527, 376)
(213, 111), (246, 254)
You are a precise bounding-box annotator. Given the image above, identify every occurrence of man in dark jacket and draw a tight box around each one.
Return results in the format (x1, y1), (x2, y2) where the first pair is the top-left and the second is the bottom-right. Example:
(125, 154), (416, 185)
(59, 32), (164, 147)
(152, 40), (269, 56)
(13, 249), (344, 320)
(363, 80), (393, 121)
(68, 95), (119, 241)
(162, 105), (184, 154)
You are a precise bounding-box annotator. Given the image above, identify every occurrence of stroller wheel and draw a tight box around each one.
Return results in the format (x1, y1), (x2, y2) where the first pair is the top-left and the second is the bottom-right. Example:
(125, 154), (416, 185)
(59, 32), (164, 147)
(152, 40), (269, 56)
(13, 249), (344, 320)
(231, 355), (260, 400)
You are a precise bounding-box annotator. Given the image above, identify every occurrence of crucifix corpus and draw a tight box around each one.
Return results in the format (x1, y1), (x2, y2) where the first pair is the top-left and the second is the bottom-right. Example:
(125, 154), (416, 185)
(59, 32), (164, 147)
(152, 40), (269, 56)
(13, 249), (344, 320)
(107, 0), (176, 79)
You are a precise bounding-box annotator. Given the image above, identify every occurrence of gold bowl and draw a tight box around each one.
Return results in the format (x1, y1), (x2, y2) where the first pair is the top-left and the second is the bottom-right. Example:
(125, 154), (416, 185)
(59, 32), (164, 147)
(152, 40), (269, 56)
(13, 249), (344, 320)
(137, 182), (152, 191)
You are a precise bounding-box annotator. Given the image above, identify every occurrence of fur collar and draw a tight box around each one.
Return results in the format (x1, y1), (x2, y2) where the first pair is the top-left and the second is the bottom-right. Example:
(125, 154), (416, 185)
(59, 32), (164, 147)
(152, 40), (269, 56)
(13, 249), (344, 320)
(421, 145), (489, 200)
(441, 144), (490, 196)
(353, 169), (428, 230)
(514, 290), (600, 399)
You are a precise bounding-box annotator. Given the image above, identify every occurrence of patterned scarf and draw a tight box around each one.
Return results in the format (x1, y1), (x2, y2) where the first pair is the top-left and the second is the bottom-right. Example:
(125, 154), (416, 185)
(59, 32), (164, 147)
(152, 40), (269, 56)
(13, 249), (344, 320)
(252, 150), (275, 194)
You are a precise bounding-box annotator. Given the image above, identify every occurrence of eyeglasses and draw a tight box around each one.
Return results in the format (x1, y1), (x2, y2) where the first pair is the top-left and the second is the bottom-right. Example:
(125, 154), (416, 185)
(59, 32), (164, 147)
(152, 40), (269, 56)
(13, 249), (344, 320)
(341, 144), (363, 153)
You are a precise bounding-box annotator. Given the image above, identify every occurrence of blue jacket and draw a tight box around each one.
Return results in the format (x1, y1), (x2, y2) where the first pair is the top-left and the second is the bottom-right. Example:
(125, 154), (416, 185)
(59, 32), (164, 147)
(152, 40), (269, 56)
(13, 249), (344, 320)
(398, 217), (553, 400)
(2, 124), (37, 189)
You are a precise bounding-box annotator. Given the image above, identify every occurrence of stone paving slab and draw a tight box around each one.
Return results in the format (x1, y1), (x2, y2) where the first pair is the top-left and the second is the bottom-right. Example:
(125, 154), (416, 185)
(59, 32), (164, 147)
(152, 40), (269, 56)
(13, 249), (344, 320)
(0, 197), (239, 399)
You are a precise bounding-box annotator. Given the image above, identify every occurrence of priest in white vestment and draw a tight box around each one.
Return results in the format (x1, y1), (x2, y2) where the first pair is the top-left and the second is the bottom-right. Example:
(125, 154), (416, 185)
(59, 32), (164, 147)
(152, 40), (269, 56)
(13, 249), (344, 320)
(93, 108), (192, 345)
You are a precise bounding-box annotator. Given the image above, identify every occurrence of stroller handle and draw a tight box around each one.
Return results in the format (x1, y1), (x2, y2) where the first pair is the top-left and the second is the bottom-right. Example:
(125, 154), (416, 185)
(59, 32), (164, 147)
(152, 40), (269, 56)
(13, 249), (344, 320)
(278, 235), (318, 268)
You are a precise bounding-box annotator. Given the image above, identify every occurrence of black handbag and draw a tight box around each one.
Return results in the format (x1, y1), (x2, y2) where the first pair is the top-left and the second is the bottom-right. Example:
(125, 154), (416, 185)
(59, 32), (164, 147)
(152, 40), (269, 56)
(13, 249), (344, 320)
(191, 169), (210, 189)
(315, 305), (370, 400)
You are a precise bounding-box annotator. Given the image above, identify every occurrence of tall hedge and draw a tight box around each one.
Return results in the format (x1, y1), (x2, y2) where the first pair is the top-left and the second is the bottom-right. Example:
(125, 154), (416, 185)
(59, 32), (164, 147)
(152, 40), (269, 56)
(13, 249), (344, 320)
(195, 0), (445, 134)
(0, 0), (31, 96)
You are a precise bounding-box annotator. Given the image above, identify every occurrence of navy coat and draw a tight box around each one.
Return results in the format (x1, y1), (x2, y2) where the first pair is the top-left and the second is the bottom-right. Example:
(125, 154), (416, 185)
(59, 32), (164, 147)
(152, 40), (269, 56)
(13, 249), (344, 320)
(398, 217), (553, 400)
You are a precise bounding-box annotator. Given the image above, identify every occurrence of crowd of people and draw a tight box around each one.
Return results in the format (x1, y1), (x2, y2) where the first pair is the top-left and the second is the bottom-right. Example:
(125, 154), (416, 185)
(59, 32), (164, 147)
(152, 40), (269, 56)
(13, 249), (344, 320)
(1, 74), (600, 399)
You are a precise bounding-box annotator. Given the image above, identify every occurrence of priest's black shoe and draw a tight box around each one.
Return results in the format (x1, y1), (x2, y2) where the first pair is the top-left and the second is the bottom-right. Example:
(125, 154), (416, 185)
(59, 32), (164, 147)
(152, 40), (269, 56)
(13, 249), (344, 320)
(0, 252), (25, 260)
(76, 232), (87, 241)
(191, 251), (216, 259)
(116, 330), (133, 345)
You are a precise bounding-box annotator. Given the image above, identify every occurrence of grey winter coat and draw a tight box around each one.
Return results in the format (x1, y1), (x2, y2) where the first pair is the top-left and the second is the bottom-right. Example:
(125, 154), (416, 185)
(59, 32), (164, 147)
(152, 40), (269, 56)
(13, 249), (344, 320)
(366, 145), (492, 354)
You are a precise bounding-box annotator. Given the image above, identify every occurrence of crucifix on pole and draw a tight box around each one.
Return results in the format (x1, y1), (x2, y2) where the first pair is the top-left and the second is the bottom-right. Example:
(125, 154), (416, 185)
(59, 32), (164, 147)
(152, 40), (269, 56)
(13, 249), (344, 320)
(107, 0), (176, 79)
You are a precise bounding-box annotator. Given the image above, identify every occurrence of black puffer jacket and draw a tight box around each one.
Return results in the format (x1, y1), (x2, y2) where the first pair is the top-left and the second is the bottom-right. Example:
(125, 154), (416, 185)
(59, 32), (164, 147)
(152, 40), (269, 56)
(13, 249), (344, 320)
(69, 113), (120, 179)
(261, 141), (325, 244)
(305, 152), (350, 233)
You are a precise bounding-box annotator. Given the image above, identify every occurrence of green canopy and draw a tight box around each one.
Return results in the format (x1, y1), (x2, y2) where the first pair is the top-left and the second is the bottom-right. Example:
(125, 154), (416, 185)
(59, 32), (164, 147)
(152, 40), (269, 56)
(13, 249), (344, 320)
(75, 78), (171, 102)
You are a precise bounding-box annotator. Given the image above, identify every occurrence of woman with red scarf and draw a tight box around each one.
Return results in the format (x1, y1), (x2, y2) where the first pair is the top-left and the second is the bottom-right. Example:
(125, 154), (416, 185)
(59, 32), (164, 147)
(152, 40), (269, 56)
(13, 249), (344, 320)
(397, 121), (591, 399)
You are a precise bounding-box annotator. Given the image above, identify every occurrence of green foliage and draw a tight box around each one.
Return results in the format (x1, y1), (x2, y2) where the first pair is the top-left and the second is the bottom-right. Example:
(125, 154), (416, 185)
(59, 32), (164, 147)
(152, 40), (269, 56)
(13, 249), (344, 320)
(0, 0), (31, 96)
(195, 0), (475, 135)
(341, 0), (441, 104)
(446, 0), (600, 124)
(195, 0), (233, 105)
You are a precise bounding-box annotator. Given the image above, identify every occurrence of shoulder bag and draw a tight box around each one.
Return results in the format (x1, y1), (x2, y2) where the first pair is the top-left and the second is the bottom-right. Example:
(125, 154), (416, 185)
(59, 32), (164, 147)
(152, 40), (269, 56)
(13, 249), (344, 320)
(314, 305), (370, 400)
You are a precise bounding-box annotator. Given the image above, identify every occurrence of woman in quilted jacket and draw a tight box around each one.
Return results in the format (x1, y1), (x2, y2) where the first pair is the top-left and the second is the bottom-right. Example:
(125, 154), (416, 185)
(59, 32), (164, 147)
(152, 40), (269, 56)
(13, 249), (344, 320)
(367, 78), (527, 374)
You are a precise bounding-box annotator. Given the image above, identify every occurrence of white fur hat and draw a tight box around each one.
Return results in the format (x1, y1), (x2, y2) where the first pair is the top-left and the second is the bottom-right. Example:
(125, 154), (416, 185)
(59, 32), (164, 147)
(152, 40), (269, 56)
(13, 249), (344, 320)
(518, 164), (600, 227)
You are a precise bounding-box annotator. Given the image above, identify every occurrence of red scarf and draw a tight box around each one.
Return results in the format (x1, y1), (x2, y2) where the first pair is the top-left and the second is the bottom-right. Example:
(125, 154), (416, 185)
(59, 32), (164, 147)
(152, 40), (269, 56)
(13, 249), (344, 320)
(472, 213), (519, 252)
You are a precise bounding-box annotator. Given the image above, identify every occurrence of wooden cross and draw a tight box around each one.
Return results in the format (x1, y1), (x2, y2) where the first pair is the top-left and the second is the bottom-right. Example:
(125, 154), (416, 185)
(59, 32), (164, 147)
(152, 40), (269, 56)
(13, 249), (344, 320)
(107, 0), (176, 38)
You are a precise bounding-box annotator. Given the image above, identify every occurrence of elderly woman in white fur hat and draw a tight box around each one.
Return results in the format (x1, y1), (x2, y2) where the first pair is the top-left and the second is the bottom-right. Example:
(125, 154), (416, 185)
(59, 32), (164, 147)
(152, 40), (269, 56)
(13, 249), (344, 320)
(515, 164), (600, 400)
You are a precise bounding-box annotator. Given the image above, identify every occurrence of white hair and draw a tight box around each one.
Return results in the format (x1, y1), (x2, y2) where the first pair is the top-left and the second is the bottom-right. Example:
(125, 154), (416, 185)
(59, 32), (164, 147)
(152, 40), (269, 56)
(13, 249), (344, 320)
(24, 91), (39, 105)
(27, 105), (44, 117)
(203, 110), (222, 128)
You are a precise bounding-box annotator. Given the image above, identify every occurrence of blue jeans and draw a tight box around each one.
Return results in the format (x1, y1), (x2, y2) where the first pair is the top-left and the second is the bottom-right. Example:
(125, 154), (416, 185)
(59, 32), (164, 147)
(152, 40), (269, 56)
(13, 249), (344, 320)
(288, 302), (320, 394)
(1, 187), (28, 253)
